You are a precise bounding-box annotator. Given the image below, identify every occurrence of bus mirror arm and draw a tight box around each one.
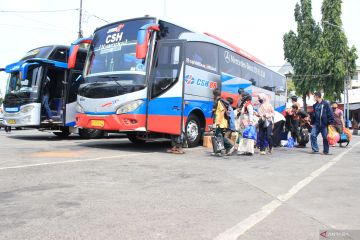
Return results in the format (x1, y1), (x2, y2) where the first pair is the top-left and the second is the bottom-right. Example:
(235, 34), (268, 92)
(68, 38), (93, 69)
(136, 23), (160, 59)
(0, 68), (4, 72)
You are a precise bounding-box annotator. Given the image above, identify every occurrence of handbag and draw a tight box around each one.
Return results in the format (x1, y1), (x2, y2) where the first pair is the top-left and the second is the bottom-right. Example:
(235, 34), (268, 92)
(243, 125), (257, 140)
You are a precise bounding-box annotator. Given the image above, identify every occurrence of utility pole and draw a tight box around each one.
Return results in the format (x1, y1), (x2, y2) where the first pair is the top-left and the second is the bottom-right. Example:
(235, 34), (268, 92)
(78, 0), (83, 38)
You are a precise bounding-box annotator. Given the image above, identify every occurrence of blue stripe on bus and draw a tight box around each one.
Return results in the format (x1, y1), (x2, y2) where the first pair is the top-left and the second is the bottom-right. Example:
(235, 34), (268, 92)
(65, 121), (76, 127)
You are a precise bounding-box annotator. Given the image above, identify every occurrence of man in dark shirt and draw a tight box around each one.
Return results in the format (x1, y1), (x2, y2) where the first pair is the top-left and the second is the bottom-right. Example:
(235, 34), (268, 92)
(310, 92), (334, 154)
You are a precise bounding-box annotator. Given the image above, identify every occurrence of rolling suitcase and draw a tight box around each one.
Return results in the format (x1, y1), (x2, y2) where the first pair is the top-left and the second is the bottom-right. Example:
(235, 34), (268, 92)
(211, 128), (225, 153)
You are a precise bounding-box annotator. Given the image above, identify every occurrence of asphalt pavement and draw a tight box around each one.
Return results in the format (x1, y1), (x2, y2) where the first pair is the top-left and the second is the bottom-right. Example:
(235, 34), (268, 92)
(0, 129), (359, 240)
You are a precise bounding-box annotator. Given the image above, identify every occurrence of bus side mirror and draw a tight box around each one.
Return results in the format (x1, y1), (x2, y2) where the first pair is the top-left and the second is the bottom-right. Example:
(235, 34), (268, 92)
(0, 68), (4, 72)
(20, 62), (39, 81)
(136, 23), (160, 59)
(68, 38), (93, 69)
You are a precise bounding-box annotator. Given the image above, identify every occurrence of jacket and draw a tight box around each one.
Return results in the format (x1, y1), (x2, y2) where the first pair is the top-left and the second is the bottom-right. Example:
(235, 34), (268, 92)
(311, 100), (334, 127)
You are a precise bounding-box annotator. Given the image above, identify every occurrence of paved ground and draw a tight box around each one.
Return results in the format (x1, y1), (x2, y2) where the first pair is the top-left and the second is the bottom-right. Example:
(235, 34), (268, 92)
(0, 129), (359, 240)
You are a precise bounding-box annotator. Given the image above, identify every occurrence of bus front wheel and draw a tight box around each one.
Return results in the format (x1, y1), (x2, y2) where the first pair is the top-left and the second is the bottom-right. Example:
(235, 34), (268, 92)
(185, 115), (202, 148)
(53, 127), (71, 138)
(79, 129), (104, 139)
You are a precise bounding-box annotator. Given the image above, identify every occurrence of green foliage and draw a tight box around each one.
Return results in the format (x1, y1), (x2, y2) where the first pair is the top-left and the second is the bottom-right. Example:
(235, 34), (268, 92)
(319, 0), (358, 100)
(283, 0), (358, 102)
(283, 0), (321, 100)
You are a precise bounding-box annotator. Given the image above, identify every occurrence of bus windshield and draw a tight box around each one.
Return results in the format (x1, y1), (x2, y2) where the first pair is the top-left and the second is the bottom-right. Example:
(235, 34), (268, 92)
(20, 46), (53, 61)
(6, 67), (42, 99)
(83, 18), (155, 82)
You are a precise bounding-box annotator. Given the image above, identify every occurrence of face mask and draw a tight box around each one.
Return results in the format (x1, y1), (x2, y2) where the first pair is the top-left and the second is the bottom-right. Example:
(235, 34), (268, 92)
(259, 99), (264, 104)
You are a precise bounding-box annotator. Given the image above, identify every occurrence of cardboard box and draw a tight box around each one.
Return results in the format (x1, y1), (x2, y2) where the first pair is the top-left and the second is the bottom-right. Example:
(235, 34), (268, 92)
(203, 135), (213, 149)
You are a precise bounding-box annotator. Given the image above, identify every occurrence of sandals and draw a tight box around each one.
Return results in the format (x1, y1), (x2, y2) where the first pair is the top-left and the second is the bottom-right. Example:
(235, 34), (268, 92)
(166, 148), (185, 154)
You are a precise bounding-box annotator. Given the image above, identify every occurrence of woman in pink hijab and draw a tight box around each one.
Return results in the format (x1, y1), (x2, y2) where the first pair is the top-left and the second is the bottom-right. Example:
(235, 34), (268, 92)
(256, 93), (274, 155)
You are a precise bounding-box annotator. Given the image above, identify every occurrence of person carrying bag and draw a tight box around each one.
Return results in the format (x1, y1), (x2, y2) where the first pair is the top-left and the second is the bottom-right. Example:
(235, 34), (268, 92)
(236, 92), (255, 155)
(256, 93), (275, 155)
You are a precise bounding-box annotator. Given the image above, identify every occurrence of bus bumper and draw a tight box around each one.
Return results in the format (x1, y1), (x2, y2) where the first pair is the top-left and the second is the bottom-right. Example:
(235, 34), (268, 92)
(75, 113), (146, 131)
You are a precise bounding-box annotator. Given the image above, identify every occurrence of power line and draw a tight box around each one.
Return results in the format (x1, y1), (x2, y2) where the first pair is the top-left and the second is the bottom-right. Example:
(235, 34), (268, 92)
(0, 8), (79, 13)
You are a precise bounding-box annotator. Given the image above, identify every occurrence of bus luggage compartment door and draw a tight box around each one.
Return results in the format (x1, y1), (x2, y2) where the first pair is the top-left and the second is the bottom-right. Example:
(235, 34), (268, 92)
(146, 40), (185, 135)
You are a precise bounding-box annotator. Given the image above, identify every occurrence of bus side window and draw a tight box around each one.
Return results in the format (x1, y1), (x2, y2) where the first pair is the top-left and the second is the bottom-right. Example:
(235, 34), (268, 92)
(185, 42), (218, 73)
(151, 44), (181, 99)
(50, 48), (68, 63)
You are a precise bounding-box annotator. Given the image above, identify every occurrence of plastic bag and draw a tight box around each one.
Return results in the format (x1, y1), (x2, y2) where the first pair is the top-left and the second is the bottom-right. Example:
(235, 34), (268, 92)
(286, 137), (295, 148)
(243, 125), (257, 140)
(343, 127), (352, 141)
(327, 125), (340, 146)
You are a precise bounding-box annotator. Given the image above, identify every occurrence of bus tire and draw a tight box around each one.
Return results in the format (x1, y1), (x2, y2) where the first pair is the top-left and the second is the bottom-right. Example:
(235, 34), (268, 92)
(53, 127), (71, 138)
(185, 114), (202, 148)
(127, 133), (146, 144)
(79, 128), (104, 139)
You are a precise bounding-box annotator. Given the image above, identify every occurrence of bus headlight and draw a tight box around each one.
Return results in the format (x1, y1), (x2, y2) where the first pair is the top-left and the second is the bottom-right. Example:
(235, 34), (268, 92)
(116, 100), (144, 114)
(76, 103), (84, 113)
(20, 105), (35, 113)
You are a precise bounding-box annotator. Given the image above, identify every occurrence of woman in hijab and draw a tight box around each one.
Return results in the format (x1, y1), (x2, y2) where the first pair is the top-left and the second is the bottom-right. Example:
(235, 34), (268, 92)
(256, 93), (274, 155)
(237, 92), (255, 155)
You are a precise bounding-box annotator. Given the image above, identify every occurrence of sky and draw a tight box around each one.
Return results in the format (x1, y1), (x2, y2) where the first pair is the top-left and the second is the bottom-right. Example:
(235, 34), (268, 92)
(0, 0), (359, 97)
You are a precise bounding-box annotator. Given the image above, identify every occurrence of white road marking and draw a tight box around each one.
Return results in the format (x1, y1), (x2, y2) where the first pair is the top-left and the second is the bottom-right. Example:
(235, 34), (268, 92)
(214, 141), (360, 240)
(0, 152), (153, 171)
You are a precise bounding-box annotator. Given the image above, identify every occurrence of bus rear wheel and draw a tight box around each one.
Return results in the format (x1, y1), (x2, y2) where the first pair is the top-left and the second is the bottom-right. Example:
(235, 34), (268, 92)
(79, 129), (104, 139)
(53, 127), (71, 138)
(186, 115), (202, 148)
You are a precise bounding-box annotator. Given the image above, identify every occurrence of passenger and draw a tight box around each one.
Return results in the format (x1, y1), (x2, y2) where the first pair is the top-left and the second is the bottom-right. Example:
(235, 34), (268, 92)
(285, 95), (300, 142)
(212, 89), (235, 156)
(331, 102), (345, 134)
(167, 135), (185, 154)
(225, 97), (236, 145)
(42, 76), (53, 122)
(236, 88), (245, 109)
(310, 92), (334, 155)
(236, 92), (255, 155)
(292, 104), (311, 148)
(256, 93), (274, 155)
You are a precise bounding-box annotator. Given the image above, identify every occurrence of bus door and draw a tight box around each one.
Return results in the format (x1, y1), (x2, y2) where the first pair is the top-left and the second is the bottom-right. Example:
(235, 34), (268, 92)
(64, 70), (83, 126)
(147, 40), (185, 135)
(43, 66), (67, 123)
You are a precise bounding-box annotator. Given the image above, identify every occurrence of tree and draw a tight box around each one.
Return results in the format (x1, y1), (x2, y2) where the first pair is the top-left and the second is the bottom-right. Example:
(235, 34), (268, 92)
(283, 0), (321, 112)
(319, 0), (358, 101)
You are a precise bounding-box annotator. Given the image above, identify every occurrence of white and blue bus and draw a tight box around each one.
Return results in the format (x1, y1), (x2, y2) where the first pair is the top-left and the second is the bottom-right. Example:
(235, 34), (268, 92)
(1, 45), (104, 138)
(69, 17), (286, 146)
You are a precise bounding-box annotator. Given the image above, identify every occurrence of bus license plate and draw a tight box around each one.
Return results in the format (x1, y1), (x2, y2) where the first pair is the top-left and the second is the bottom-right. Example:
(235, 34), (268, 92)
(90, 120), (104, 127)
(8, 119), (16, 124)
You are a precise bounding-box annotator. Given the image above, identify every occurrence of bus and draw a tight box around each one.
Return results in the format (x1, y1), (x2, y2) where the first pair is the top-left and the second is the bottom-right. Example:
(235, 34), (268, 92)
(1, 45), (104, 138)
(69, 17), (286, 147)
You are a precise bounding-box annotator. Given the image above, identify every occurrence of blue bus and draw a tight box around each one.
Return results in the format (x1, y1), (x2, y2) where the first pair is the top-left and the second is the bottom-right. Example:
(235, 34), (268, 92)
(1, 45), (104, 138)
(69, 17), (286, 146)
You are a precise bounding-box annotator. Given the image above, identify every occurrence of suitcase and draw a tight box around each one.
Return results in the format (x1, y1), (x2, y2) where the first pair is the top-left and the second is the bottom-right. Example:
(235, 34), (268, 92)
(211, 133), (225, 153)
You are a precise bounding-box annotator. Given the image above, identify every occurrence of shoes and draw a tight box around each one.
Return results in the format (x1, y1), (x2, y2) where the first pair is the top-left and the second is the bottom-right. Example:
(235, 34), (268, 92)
(260, 151), (266, 155)
(268, 148), (273, 154)
(311, 150), (319, 154)
(226, 147), (235, 156)
(322, 152), (331, 155)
